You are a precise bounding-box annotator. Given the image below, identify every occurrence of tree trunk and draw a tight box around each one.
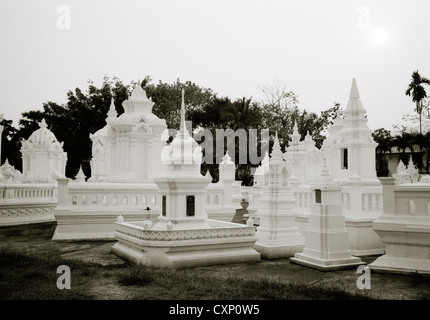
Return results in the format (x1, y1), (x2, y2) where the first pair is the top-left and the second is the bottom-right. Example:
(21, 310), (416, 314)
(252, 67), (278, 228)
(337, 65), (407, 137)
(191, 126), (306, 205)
(418, 101), (422, 135)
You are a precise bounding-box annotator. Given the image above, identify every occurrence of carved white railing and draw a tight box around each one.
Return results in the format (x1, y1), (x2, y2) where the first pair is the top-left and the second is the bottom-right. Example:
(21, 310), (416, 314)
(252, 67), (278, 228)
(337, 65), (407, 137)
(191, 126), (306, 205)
(361, 192), (383, 212)
(248, 183), (383, 215)
(65, 182), (161, 209)
(206, 184), (224, 209)
(393, 184), (430, 216)
(0, 182), (57, 226)
(342, 192), (351, 211)
(340, 185), (383, 213)
(0, 183), (57, 203)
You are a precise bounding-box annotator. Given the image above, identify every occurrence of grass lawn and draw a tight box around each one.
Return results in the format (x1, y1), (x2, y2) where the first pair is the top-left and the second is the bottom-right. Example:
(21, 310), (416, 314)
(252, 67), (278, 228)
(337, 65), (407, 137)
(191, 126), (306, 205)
(0, 244), (379, 300)
(0, 223), (429, 301)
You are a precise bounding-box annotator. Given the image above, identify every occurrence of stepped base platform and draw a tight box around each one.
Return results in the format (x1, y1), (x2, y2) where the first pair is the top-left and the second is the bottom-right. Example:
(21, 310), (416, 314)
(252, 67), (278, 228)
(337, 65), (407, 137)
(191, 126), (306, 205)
(254, 242), (305, 260)
(111, 219), (261, 268)
(290, 253), (364, 271)
(369, 256), (430, 275)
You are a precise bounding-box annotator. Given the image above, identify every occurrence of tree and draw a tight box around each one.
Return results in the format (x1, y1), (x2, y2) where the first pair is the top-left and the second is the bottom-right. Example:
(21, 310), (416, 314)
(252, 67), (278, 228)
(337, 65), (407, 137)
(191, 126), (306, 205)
(391, 131), (417, 169)
(372, 128), (394, 176)
(259, 78), (298, 112)
(18, 76), (131, 178)
(259, 102), (339, 150)
(405, 70), (430, 135)
(0, 118), (21, 170)
(190, 96), (265, 185)
(144, 78), (216, 130)
(414, 132), (430, 174)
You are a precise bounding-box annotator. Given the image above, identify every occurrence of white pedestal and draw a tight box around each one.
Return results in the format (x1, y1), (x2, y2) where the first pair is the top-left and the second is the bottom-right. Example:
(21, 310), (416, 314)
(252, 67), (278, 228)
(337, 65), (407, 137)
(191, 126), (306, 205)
(291, 186), (363, 271)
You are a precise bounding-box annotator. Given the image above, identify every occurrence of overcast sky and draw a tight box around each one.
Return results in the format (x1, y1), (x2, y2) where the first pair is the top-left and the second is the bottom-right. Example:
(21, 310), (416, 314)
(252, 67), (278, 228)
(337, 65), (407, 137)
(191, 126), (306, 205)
(1, 0), (430, 132)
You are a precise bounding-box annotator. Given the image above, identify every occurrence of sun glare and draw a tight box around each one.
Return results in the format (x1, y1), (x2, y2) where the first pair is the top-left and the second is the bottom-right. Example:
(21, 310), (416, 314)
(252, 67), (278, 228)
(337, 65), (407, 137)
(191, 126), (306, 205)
(371, 29), (388, 45)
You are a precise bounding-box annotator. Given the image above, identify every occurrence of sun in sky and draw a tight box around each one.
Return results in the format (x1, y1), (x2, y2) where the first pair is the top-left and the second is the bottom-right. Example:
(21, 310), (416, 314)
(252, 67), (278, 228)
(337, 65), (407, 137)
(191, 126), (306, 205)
(371, 28), (389, 45)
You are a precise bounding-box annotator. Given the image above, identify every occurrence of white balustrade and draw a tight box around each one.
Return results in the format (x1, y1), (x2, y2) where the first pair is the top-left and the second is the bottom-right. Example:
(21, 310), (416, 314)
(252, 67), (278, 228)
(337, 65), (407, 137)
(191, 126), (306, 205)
(361, 193), (383, 212)
(0, 183), (57, 203)
(68, 191), (160, 208)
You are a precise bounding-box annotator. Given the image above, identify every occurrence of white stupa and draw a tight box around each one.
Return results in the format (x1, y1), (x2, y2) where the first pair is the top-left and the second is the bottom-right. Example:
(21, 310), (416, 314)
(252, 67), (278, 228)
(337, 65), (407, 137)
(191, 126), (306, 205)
(111, 89), (261, 268)
(20, 119), (67, 182)
(254, 132), (305, 258)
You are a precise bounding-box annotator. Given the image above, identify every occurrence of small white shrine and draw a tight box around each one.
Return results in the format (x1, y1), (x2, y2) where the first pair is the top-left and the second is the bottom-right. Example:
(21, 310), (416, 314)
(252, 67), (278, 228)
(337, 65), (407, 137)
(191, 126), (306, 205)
(283, 121), (323, 185)
(254, 132), (305, 258)
(370, 176), (430, 275)
(111, 90), (261, 268)
(0, 118), (59, 226)
(89, 84), (167, 182)
(20, 119), (67, 183)
(290, 160), (364, 271)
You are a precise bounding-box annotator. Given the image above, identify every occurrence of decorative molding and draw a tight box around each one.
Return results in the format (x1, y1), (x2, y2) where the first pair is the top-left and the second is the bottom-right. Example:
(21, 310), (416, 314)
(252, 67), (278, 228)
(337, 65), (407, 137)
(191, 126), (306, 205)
(1, 205), (54, 217)
(116, 223), (256, 242)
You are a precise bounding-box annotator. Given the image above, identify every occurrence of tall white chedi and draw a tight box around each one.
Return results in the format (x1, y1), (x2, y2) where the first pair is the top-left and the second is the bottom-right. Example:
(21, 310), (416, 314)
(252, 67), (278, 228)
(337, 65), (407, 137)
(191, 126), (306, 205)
(254, 132), (305, 259)
(153, 88), (212, 230)
(323, 78), (378, 183)
(290, 159), (364, 271)
(20, 119), (67, 182)
(89, 83), (167, 182)
(320, 79), (384, 256)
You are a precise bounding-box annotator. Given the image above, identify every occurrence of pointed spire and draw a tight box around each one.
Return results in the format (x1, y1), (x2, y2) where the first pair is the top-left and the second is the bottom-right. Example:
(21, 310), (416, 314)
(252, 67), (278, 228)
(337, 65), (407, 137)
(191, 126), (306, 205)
(179, 88), (187, 134)
(107, 98), (118, 118)
(273, 131), (281, 150)
(304, 130), (313, 143)
(293, 120), (299, 135)
(270, 131), (284, 163)
(39, 119), (48, 129)
(407, 155), (414, 169)
(291, 120), (300, 145)
(75, 165), (86, 182)
(221, 151), (234, 165)
(349, 78), (360, 99)
(344, 77), (366, 116)
(205, 170), (213, 180)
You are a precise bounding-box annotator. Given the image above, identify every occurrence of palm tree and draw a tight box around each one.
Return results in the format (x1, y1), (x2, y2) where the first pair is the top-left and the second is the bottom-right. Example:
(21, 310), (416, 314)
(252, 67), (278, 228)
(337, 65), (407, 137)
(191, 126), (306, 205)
(405, 70), (430, 134)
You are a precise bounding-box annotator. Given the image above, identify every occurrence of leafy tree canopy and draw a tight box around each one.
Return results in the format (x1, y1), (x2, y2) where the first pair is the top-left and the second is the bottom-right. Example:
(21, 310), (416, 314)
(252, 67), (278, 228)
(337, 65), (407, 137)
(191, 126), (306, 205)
(4, 76), (343, 184)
